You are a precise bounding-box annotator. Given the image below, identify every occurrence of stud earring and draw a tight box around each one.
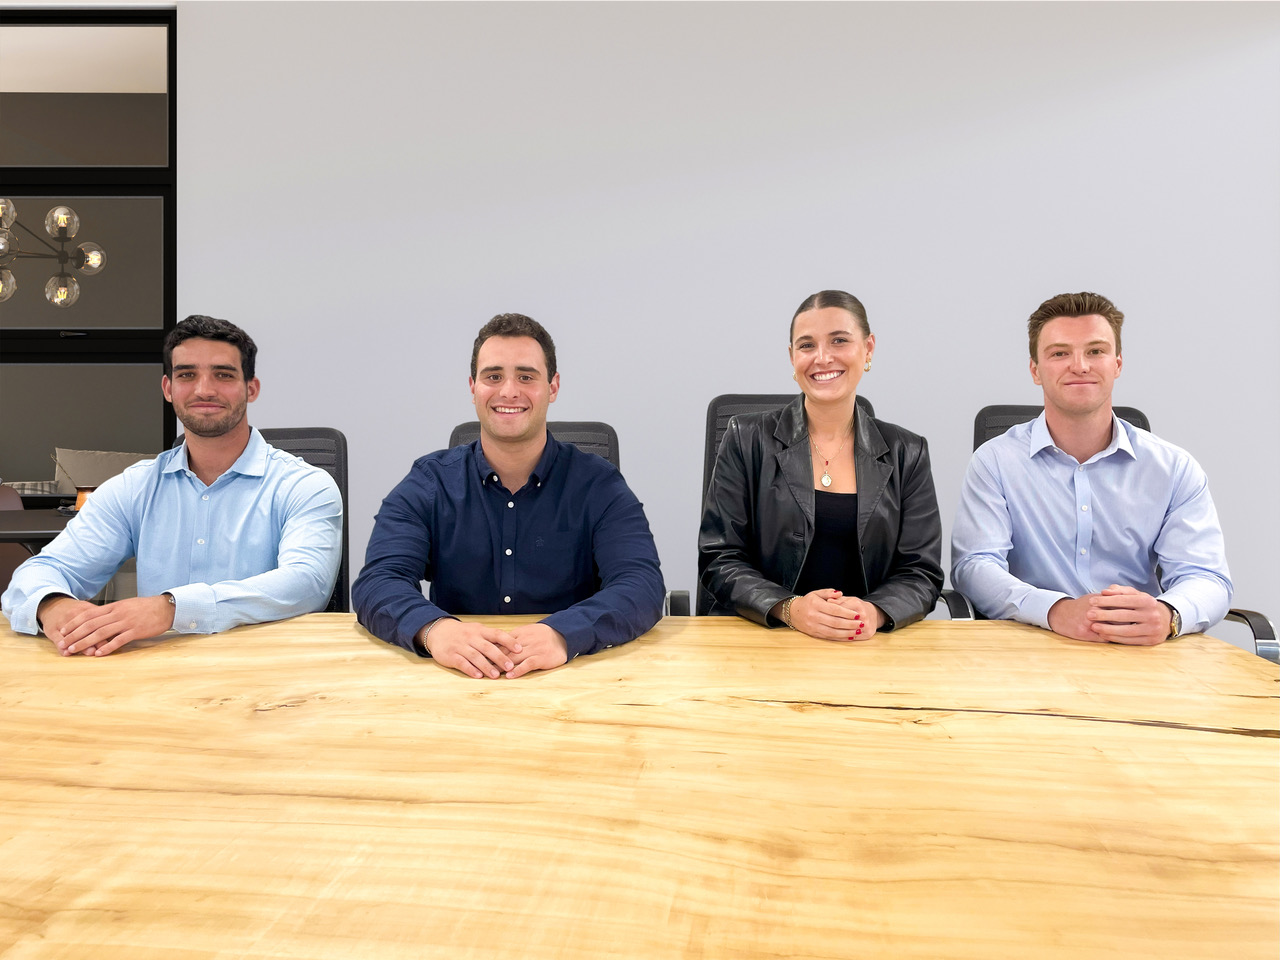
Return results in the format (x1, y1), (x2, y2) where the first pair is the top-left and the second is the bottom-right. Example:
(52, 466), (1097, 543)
(792, 373), (798, 382)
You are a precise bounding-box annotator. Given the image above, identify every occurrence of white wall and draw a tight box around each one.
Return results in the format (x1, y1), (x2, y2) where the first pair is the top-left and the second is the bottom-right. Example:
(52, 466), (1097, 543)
(178, 2), (1280, 646)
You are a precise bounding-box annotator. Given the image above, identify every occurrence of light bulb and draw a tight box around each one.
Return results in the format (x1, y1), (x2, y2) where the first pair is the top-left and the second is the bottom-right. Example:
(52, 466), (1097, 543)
(46, 273), (81, 307)
(0, 198), (15, 229)
(45, 205), (80, 239)
(75, 242), (107, 275)
(0, 268), (15, 302)
(0, 228), (16, 265)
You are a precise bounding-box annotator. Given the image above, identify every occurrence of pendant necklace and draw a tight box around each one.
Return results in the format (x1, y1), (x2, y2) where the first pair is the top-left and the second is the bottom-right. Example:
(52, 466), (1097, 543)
(810, 430), (851, 488)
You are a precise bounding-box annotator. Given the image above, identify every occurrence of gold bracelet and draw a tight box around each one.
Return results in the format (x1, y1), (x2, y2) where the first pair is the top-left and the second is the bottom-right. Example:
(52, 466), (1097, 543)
(781, 596), (798, 630)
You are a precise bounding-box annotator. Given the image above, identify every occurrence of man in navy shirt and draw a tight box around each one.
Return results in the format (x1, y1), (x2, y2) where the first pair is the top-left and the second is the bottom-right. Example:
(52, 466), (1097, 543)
(353, 313), (665, 678)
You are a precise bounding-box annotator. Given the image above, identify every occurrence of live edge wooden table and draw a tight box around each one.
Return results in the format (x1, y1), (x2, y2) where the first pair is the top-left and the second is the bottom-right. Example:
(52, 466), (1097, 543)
(0, 615), (1275, 960)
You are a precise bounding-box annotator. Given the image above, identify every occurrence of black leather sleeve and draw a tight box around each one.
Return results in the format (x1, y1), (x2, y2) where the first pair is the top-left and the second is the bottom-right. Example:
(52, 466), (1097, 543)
(698, 417), (794, 625)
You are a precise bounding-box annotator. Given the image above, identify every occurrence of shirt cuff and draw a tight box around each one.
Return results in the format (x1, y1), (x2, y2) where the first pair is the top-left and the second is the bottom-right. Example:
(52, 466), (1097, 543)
(23, 588), (71, 636)
(166, 583), (215, 634)
(1020, 588), (1072, 632)
(539, 610), (591, 660)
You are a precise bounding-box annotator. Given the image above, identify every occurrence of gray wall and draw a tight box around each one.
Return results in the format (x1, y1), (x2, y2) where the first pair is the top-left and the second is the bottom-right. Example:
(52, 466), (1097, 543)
(177, 2), (1280, 646)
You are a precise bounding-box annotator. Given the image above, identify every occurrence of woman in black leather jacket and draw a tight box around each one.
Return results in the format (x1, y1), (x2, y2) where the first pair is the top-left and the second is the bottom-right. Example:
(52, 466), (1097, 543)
(698, 290), (943, 639)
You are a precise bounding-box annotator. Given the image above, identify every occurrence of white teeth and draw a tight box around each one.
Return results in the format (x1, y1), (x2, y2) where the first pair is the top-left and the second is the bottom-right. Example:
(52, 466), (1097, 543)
(812, 371), (842, 381)
(495, 407), (524, 413)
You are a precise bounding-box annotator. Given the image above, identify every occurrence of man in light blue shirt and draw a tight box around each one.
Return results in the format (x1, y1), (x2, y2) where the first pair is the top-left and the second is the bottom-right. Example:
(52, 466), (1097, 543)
(951, 292), (1231, 645)
(2, 316), (342, 656)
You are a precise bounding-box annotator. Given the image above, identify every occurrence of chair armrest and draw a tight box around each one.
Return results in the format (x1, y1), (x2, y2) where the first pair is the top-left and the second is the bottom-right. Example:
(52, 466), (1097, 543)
(665, 590), (691, 617)
(1224, 608), (1278, 664)
(938, 589), (975, 620)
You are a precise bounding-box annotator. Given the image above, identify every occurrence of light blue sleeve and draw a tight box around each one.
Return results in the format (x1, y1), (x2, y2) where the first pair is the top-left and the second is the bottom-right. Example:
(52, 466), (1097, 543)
(165, 468), (343, 634)
(0, 474), (138, 635)
(1153, 455), (1232, 635)
(950, 447), (1069, 628)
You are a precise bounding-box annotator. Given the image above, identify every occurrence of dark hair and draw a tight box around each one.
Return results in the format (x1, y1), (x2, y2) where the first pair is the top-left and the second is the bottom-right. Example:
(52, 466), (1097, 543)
(790, 290), (871, 342)
(470, 313), (557, 379)
(163, 315), (257, 380)
(1027, 292), (1124, 360)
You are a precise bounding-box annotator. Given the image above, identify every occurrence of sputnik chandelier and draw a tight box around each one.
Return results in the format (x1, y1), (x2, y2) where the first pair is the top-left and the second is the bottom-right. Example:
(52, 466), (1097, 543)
(0, 198), (107, 308)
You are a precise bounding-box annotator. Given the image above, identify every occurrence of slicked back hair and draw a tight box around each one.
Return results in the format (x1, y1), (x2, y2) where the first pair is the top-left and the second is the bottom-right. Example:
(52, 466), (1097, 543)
(163, 315), (257, 380)
(470, 313), (557, 380)
(1027, 292), (1124, 360)
(790, 290), (871, 342)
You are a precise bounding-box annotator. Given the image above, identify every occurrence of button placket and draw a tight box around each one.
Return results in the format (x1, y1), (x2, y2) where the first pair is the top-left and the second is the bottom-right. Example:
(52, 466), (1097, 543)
(191, 477), (214, 580)
(500, 490), (518, 608)
(1073, 465), (1094, 584)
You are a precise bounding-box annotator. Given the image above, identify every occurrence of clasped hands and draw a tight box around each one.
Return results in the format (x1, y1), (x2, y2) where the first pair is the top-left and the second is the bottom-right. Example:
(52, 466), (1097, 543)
(781, 589), (885, 642)
(38, 594), (176, 657)
(1047, 585), (1173, 646)
(422, 618), (568, 679)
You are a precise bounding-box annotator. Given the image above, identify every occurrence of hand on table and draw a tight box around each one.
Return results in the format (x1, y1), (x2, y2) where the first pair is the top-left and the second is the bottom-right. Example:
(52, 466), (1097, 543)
(40, 594), (176, 657)
(423, 619), (522, 679)
(1048, 586), (1172, 646)
(786, 590), (885, 641)
(504, 622), (568, 678)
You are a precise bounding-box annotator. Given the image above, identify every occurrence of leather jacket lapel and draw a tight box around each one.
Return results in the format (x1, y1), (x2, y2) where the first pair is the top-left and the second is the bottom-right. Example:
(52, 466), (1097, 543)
(855, 404), (890, 542)
(773, 396), (814, 535)
(775, 398), (814, 532)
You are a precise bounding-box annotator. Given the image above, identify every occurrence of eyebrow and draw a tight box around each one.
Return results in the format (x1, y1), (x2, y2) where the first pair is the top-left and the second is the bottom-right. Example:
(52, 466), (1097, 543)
(1043, 340), (1112, 350)
(172, 363), (241, 372)
(478, 364), (543, 375)
(795, 329), (856, 340)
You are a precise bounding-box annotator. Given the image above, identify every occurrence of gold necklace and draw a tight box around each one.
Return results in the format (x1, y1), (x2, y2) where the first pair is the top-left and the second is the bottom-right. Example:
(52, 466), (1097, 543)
(809, 430), (851, 488)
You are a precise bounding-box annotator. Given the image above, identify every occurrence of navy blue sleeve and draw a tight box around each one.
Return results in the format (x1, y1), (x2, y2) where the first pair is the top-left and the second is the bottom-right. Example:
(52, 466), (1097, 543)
(540, 471), (665, 659)
(352, 465), (450, 656)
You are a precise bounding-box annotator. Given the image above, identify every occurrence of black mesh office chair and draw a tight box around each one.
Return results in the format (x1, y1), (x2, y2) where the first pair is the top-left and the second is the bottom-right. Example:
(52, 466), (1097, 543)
(449, 421), (620, 469)
(968, 406), (1277, 663)
(258, 428), (351, 613)
(696, 394), (970, 619)
(448, 420), (689, 615)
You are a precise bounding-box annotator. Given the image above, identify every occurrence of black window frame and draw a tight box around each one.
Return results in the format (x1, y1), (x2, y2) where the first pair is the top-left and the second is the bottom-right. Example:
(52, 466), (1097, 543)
(1, 7), (179, 451)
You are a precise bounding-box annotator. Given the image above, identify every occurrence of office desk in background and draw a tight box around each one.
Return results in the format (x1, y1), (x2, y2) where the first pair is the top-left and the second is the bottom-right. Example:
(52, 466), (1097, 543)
(0, 614), (1275, 959)
(0, 507), (70, 555)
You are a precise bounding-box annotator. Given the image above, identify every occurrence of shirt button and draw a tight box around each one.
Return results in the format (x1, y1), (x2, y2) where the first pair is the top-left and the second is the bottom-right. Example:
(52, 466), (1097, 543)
(491, 474), (498, 483)
(197, 538), (206, 545)
(1080, 548), (1087, 555)
(504, 596), (511, 603)
(1081, 505), (1089, 511)
(536, 481), (541, 487)
(505, 548), (512, 556)
(202, 494), (209, 501)
(188, 621), (197, 629)
(507, 501), (514, 508)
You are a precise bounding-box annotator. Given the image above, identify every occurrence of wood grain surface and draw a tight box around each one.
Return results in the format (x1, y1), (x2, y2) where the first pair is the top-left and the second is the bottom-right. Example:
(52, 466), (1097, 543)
(1, 614), (1276, 959)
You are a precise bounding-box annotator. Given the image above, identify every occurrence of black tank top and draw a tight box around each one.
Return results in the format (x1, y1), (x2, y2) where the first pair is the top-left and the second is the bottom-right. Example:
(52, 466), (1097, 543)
(794, 490), (868, 598)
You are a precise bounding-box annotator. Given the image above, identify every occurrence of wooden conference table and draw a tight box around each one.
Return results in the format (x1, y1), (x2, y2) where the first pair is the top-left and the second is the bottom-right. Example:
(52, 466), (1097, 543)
(0, 614), (1275, 959)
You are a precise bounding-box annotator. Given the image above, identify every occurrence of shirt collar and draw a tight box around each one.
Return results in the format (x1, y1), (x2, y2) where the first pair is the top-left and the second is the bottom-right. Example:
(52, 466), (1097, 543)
(163, 427), (267, 478)
(1028, 411), (1135, 464)
(474, 431), (561, 488)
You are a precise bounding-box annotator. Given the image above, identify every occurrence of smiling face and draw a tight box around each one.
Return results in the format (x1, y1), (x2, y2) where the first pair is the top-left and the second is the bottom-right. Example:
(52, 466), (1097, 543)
(469, 335), (559, 446)
(161, 338), (259, 438)
(1031, 314), (1122, 420)
(789, 306), (875, 406)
